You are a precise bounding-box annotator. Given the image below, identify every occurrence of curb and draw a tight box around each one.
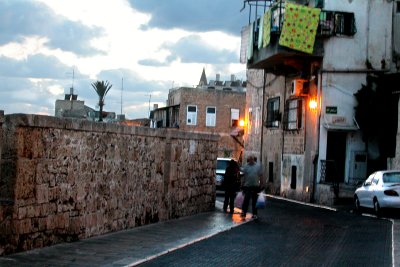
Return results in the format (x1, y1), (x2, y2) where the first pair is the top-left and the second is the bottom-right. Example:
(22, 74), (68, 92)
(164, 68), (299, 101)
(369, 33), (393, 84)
(127, 201), (253, 267)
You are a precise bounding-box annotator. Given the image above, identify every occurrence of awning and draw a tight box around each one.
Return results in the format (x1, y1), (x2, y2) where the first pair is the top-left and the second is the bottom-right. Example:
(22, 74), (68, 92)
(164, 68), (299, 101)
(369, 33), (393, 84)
(322, 123), (359, 131)
(322, 116), (359, 131)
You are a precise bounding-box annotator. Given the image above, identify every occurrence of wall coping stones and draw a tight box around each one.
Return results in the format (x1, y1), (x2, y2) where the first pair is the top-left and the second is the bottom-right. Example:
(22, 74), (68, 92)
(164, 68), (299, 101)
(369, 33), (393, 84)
(4, 113), (220, 141)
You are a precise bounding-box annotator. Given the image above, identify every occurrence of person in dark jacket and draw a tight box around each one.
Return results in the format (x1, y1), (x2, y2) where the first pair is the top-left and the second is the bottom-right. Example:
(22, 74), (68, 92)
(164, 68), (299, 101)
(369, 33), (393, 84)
(223, 159), (240, 214)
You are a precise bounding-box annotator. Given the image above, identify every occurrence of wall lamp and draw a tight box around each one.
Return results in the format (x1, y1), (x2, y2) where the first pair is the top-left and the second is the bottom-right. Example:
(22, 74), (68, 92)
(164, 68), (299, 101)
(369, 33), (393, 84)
(309, 98), (318, 110)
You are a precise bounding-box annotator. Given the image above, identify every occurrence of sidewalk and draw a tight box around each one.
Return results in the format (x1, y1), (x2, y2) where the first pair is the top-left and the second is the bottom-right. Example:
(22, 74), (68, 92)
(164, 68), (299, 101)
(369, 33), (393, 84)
(0, 201), (252, 267)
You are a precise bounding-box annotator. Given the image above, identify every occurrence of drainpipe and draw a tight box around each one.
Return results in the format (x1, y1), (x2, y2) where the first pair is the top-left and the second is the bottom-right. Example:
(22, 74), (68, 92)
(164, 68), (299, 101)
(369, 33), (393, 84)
(282, 76), (287, 162)
(311, 71), (323, 203)
(366, 0), (371, 62)
(260, 70), (266, 162)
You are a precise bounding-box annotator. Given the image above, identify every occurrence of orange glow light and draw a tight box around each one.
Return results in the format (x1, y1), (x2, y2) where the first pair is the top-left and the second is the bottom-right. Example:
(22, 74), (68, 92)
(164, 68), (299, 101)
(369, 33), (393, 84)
(309, 99), (318, 110)
(239, 119), (245, 127)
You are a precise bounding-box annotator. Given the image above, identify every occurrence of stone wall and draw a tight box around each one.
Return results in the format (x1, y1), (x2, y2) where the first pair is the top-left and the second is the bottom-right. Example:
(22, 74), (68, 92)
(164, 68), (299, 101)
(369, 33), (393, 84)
(0, 113), (218, 255)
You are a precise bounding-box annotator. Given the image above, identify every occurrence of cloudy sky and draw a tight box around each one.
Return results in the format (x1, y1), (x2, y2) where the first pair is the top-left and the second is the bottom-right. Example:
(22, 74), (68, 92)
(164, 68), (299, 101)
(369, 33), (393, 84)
(0, 0), (248, 119)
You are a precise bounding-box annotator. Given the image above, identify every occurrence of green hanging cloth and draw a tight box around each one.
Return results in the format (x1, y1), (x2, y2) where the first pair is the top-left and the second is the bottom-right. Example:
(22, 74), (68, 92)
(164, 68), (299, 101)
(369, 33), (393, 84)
(262, 9), (271, 48)
(279, 2), (321, 54)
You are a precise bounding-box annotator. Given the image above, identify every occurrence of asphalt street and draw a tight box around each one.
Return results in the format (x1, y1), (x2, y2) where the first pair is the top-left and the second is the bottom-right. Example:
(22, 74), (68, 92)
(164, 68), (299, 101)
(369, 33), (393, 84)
(0, 194), (397, 267)
(139, 196), (393, 267)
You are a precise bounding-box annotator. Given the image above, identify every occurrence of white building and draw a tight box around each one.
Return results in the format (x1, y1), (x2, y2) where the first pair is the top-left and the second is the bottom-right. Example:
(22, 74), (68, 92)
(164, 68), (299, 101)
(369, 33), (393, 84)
(241, 0), (400, 205)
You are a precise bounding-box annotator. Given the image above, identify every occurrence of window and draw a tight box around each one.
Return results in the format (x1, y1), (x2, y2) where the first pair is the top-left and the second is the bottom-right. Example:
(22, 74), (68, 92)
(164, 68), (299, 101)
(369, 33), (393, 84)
(383, 172), (400, 183)
(284, 99), (302, 130)
(268, 162), (274, 182)
(291, 166), (297, 189)
(231, 108), (240, 127)
(187, 105), (197, 125)
(247, 108), (253, 133)
(206, 106), (216, 127)
(319, 11), (356, 37)
(266, 97), (280, 128)
(315, 0), (324, 8)
(334, 12), (356, 36)
(255, 107), (261, 134)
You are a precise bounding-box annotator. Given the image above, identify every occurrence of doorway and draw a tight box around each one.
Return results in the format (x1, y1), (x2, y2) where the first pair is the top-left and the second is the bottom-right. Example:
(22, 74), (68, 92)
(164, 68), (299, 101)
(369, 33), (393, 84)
(326, 131), (347, 183)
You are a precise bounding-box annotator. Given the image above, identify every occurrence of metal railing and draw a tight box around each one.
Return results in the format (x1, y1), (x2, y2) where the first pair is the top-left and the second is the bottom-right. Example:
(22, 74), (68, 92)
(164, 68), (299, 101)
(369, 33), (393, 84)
(320, 160), (340, 196)
(250, 4), (357, 50)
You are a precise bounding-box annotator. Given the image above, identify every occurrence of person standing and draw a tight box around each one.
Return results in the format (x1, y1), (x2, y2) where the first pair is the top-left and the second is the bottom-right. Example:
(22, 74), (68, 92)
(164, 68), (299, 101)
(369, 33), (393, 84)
(241, 155), (264, 219)
(223, 159), (240, 214)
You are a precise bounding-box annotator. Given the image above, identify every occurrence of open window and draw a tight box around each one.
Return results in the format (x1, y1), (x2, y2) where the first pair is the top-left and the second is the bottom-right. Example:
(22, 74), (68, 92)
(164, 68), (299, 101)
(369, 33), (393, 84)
(187, 105), (197, 125)
(284, 98), (302, 130)
(231, 108), (240, 127)
(266, 97), (281, 128)
(319, 11), (356, 36)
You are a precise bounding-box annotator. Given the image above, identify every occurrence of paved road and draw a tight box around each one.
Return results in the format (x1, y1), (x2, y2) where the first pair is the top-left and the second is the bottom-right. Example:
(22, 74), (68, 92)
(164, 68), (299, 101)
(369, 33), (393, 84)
(139, 197), (393, 267)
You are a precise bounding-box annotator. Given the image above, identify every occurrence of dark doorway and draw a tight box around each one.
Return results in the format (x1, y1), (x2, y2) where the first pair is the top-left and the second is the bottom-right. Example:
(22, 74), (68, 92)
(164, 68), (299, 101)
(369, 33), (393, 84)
(326, 131), (346, 183)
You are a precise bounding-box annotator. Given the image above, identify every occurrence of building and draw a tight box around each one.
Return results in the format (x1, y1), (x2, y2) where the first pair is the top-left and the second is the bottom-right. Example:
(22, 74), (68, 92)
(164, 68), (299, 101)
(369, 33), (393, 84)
(241, 0), (400, 204)
(152, 69), (247, 160)
(55, 87), (116, 122)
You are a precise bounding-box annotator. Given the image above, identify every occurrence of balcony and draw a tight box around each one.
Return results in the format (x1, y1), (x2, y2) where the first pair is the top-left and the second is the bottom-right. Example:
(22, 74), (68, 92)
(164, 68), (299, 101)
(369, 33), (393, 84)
(242, 1), (356, 75)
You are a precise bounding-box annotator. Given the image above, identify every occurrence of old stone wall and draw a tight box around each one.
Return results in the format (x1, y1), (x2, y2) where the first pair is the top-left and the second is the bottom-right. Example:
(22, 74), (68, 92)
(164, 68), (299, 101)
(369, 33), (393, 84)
(0, 113), (218, 255)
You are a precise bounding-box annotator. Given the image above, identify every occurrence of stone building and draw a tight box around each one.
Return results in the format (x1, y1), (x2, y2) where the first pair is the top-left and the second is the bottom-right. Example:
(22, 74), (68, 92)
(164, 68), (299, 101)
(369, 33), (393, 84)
(241, 0), (400, 204)
(55, 87), (116, 122)
(152, 69), (247, 161)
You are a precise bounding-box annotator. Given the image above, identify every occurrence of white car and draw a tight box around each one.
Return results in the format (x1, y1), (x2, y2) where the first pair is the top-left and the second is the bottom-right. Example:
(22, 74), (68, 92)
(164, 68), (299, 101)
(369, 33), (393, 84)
(354, 170), (400, 215)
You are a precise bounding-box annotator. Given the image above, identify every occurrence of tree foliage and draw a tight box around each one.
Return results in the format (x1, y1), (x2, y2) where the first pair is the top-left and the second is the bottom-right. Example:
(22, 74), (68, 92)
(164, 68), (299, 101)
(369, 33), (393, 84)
(91, 80), (112, 122)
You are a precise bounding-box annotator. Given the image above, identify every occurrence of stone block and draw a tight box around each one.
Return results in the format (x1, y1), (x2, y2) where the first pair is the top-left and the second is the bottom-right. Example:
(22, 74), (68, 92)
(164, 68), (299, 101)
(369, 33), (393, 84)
(16, 218), (31, 234)
(36, 184), (49, 204)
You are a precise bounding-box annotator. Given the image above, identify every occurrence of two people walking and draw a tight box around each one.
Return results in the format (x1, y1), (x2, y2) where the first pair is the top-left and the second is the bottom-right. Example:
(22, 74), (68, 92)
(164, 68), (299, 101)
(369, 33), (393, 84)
(223, 155), (265, 218)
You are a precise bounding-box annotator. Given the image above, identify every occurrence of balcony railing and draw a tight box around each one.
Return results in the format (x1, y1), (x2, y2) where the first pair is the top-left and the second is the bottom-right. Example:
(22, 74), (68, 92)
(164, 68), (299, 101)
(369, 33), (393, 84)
(245, 1), (356, 62)
(252, 9), (356, 45)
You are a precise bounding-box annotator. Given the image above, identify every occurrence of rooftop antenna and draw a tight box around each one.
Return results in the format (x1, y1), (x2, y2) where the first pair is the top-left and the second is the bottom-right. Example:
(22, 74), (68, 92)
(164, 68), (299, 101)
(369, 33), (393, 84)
(148, 93), (152, 118)
(67, 68), (75, 109)
(70, 68), (75, 96)
(120, 77), (124, 115)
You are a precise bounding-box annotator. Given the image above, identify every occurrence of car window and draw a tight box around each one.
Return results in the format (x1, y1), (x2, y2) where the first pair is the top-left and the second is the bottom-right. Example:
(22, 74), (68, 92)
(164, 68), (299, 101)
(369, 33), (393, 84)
(372, 178), (379, 185)
(217, 160), (230, 170)
(383, 172), (400, 183)
(364, 176), (374, 186)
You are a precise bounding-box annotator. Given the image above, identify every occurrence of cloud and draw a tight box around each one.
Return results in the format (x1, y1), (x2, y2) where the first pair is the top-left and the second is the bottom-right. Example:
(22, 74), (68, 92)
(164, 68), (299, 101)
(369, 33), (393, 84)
(137, 59), (170, 67)
(138, 35), (238, 66)
(164, 35), (238, 64)
(128, 0), (247, 36)
(0, 0), (104, 56)
(0, 0), (247, 120)
(0, 77), (66, 115)
(0, 54), (84, 79)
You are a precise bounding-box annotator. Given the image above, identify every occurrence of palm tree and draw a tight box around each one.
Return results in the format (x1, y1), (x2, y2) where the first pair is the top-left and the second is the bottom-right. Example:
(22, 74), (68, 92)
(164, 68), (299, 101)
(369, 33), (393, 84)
(91, 80), (112, 122)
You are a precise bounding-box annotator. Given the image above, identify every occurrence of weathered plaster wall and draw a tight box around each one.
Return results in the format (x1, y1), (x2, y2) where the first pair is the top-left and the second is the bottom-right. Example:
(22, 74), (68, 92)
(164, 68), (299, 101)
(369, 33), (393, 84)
(0, 113), (218, 255)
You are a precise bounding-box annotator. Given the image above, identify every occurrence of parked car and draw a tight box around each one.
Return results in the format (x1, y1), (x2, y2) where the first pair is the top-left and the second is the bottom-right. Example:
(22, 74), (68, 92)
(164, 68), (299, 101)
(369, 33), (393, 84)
(215, 158), (242, 191)
(354, 170), (400, 215)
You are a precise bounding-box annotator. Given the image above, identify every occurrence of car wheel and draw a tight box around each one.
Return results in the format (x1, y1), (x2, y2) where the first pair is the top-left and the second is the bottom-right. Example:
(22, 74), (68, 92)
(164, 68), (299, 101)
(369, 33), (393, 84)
(354, 196), (361, 213)
(373, 198), (381, 217)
